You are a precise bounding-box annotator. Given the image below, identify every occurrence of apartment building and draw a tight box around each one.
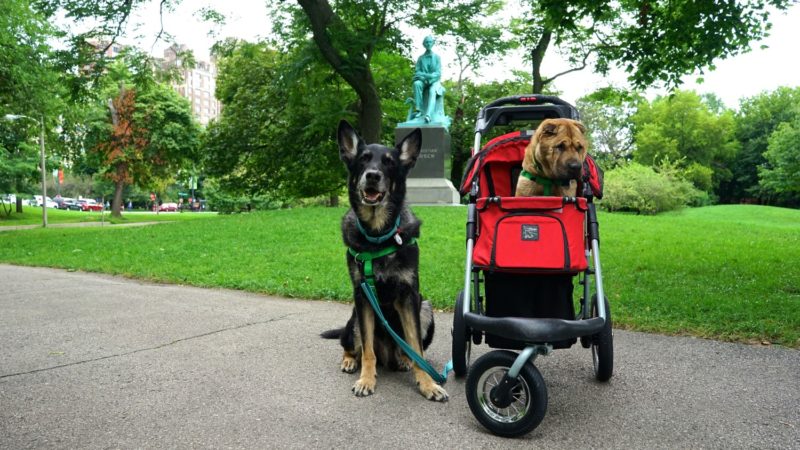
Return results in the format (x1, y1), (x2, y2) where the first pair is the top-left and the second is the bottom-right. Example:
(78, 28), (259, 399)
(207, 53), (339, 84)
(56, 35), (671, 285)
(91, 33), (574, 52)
(162, 44), (222, 126)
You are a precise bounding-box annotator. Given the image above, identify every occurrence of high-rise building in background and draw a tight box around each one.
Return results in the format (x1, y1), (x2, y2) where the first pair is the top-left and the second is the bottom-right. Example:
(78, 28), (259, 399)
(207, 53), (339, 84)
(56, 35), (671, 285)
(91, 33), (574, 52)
(161, 44), (221, 126)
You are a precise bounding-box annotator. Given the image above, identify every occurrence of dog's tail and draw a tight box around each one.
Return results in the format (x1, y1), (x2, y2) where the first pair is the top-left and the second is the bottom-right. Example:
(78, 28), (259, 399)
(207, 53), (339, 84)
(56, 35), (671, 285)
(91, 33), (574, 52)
(320, 328), (344, 339)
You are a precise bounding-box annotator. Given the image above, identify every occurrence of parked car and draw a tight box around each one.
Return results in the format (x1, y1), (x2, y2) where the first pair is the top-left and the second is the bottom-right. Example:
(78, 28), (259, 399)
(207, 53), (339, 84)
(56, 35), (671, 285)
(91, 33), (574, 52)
(159, 202), (178, 212)
(34, 195), (59, 209)
(78, 199), (104, 211)
(62, 198), (82, 211)
(54, 197), (76, 209)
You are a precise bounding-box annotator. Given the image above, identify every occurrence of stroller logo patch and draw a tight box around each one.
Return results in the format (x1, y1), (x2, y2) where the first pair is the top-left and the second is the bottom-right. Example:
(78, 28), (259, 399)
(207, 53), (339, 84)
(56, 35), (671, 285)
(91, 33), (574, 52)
(521, 224), (539, 241)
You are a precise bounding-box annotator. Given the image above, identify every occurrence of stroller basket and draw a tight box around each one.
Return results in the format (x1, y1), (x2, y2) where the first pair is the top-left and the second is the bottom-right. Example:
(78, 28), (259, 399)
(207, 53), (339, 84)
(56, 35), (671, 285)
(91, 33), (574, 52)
(473, 196), (588, 273)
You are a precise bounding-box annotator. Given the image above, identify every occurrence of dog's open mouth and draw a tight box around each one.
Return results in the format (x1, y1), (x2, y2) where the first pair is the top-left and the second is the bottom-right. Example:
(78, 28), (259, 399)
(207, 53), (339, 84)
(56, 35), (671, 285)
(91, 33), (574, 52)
(361, 188), (385, 205)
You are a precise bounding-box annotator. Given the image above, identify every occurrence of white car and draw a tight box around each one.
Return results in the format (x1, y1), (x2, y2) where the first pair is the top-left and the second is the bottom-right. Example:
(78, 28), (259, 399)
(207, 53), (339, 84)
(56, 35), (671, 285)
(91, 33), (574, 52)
(33, 195), (59, 208)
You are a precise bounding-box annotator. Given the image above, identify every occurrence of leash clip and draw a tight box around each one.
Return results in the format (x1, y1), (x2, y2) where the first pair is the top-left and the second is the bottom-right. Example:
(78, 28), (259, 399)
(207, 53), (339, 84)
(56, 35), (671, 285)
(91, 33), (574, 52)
(394, 233), (403, 246)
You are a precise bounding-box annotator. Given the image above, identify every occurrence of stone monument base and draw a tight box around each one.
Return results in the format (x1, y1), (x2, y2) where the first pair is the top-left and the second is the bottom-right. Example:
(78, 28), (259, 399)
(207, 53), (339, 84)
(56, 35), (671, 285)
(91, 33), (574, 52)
(405, 178), (461, 205)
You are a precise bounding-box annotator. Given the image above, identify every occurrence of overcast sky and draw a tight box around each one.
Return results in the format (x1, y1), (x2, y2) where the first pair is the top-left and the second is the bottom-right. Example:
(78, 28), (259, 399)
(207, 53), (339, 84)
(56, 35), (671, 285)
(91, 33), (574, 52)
(127, 1), (800, 110)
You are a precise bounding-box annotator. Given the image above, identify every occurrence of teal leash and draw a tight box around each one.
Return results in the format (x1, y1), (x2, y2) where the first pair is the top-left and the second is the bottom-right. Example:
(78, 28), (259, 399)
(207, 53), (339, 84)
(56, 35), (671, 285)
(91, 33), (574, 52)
(360, 281), (452, 384)
(349, 238), (452, 384)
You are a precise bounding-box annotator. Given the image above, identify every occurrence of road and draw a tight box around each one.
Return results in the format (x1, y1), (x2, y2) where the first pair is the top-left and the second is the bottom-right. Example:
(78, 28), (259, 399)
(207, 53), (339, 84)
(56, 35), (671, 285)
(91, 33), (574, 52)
(1, 264), (797, 449)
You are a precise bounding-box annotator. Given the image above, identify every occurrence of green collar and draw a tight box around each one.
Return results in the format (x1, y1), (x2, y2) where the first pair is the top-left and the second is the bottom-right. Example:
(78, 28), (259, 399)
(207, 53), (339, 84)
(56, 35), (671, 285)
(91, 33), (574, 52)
(520, 169), (558, 196)
(521, 158), (572, 196)
(348, 238), (418, 287)
(356, 215), (401, 245)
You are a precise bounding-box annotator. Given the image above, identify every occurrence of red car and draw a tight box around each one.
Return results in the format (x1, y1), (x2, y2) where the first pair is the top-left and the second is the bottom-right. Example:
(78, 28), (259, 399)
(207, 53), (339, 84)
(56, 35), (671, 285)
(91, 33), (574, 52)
(78, 199), (103, 211)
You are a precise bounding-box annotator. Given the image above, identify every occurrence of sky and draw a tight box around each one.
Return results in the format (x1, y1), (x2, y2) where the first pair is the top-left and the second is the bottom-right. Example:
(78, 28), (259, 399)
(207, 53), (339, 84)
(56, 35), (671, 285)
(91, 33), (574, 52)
(126, 1), (800, 110)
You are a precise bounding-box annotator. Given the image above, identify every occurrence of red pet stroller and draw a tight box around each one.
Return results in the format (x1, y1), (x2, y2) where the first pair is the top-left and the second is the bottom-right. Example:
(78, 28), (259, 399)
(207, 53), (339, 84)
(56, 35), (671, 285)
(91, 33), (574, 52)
(452, 95), (611, 437)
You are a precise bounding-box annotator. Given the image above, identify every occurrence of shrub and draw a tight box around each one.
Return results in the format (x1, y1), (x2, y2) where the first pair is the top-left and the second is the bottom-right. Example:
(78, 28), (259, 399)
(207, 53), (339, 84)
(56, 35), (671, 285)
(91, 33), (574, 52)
(600, 163), (704, 214)
(204, 185), (287, 213)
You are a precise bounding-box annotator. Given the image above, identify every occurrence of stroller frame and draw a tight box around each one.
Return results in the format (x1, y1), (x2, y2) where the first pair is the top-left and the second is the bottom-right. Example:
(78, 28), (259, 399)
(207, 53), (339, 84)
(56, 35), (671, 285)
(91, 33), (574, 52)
(453, 95), (612, 437)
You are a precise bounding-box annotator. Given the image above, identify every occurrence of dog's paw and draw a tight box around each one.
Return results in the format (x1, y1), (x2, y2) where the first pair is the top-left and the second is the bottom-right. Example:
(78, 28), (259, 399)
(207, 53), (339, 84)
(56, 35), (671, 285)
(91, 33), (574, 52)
(418, 381), (448, 402)
(394, 355), (412, 372)
(340, 355), (359, 374)
(352, 377), (376, 397)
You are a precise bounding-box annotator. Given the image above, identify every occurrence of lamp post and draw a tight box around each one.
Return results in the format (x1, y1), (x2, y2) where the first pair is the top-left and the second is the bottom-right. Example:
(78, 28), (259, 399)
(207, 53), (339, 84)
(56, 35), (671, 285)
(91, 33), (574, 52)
(3, 114), (47, 227)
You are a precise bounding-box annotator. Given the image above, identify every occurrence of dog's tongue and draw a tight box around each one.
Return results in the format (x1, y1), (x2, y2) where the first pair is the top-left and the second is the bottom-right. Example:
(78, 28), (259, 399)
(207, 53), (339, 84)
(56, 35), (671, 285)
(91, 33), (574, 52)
(364, 190), (382, 202)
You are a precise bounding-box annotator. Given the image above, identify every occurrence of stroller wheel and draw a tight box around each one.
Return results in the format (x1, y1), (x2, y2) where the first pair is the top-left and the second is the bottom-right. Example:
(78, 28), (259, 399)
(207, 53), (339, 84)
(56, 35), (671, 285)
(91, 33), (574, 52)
(591, 294), (613, 382)
(466, 350), (547, 438)
(451, 290), (471, 377)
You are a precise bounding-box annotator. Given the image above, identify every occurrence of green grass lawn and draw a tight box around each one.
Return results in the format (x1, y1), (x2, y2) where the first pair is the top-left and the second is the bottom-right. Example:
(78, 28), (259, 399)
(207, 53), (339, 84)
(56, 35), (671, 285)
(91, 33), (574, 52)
(0, 204), (797, 348)
(0, 206), (216, 226)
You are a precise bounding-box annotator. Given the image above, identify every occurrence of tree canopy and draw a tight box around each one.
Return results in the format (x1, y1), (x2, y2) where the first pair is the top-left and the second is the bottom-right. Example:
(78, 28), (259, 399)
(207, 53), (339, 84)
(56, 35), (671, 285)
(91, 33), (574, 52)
(512, 0), (792, 94)
(759, 115), (800, 204)
(632, 90), (738, 193)
(0, 0), (65, 212)
(720, 87), (800, 203)
(576, 87), (642, 169)
(202, 40), (357, 204)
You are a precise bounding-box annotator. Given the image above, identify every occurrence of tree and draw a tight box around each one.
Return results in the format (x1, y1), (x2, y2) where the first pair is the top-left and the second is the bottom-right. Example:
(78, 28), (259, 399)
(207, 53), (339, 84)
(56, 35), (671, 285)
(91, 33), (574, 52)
(444, 73), (534, 185)
(631, 90), (738, 194)
(512, 0), (792, 94)
(0, 125), (41, 217)
(759, 117), (800, 205)
(203, 40), (356, 204)
(0, 0), (64, 213)
(721, 87), (800, 203)
(421, 0), (516, 108)
(576, 87), (642, 169)
(83, 60), (200, 217)
(292, 0), (494, 142)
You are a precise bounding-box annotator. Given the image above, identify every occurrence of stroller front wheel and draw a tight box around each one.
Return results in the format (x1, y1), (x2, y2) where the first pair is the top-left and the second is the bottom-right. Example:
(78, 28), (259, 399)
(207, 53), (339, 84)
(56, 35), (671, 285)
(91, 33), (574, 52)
(465, 350), (547, 438)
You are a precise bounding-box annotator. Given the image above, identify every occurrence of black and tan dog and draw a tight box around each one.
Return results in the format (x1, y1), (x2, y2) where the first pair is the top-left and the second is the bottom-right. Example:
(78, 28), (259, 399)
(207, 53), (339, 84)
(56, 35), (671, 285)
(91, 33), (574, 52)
(321, 120), (448, 401)
(515, 118), (588, 197)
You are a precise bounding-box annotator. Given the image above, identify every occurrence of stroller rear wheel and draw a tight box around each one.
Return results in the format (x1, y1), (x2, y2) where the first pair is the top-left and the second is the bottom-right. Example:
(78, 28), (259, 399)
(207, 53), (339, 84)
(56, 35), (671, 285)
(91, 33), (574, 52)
(466, 350), (547, 438)
(591, 294), (613, 382)
(451, 290), (471, 377)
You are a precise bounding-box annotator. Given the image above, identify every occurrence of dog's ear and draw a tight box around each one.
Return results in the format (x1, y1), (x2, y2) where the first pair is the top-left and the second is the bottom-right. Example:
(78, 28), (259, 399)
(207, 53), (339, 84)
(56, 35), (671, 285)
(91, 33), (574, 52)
(398, 128), (422, 168)
(540, 121), (558, 136)
(572, 120), (587, 134)
(337, 120), (362, 163)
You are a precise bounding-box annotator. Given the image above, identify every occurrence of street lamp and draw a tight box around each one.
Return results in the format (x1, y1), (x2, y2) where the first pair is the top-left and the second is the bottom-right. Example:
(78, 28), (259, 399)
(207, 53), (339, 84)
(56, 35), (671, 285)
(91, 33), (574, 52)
(3, 114), (47, 227)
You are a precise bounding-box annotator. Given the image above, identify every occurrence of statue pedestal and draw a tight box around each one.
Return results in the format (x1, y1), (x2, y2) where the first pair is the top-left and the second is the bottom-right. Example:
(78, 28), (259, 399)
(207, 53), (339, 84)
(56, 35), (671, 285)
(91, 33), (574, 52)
(405, 178), (461, 204)
(395, 126), (460, 205)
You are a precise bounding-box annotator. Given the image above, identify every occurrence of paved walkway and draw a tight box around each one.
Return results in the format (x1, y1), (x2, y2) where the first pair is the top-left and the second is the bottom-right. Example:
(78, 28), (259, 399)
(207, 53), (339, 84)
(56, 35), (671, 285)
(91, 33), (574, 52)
(1, 264), (797, 449)
(0, 221), (167, 232)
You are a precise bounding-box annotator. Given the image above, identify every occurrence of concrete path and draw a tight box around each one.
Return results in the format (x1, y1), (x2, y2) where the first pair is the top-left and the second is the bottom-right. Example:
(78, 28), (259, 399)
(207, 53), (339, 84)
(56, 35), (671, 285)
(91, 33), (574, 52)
(1, 264), (797, 449)
(0, 221), (167, 232)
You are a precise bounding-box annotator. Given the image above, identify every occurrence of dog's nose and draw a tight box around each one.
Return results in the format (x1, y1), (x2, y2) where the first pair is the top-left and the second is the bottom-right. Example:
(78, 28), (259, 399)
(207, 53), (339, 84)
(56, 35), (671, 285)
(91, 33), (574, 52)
(365, 170), (382, 184)
(567, 161), (582, 174)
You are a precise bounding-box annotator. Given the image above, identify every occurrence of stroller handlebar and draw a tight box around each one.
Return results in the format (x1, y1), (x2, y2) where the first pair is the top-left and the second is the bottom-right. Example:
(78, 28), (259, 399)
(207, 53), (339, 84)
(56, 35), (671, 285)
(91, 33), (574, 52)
(481, 95), (573, 110)
(474, 94), (580, 138)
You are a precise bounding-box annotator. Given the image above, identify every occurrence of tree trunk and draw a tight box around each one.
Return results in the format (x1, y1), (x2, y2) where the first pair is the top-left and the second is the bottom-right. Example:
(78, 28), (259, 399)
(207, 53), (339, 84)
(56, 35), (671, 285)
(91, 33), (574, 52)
(328, 193), (339, 207)
(112, 176), (124, 218)
(531, 30), (552, 94)
(108, 84), (126, 219)
(358, 81), (382, 143)
(16, 197), (22, 214)
(297, 0), (383, 142)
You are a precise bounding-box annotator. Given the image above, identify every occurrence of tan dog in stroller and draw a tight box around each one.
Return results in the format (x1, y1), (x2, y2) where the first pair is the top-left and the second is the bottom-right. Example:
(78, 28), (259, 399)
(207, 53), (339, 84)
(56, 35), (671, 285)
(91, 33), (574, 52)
(515, 118), (588, 197)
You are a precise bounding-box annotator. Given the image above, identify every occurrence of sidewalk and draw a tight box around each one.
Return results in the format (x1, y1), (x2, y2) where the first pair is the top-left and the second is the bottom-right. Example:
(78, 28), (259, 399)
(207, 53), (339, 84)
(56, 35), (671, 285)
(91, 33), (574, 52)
(0, 221), (167, 232)
(1, 264), (798, 449)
